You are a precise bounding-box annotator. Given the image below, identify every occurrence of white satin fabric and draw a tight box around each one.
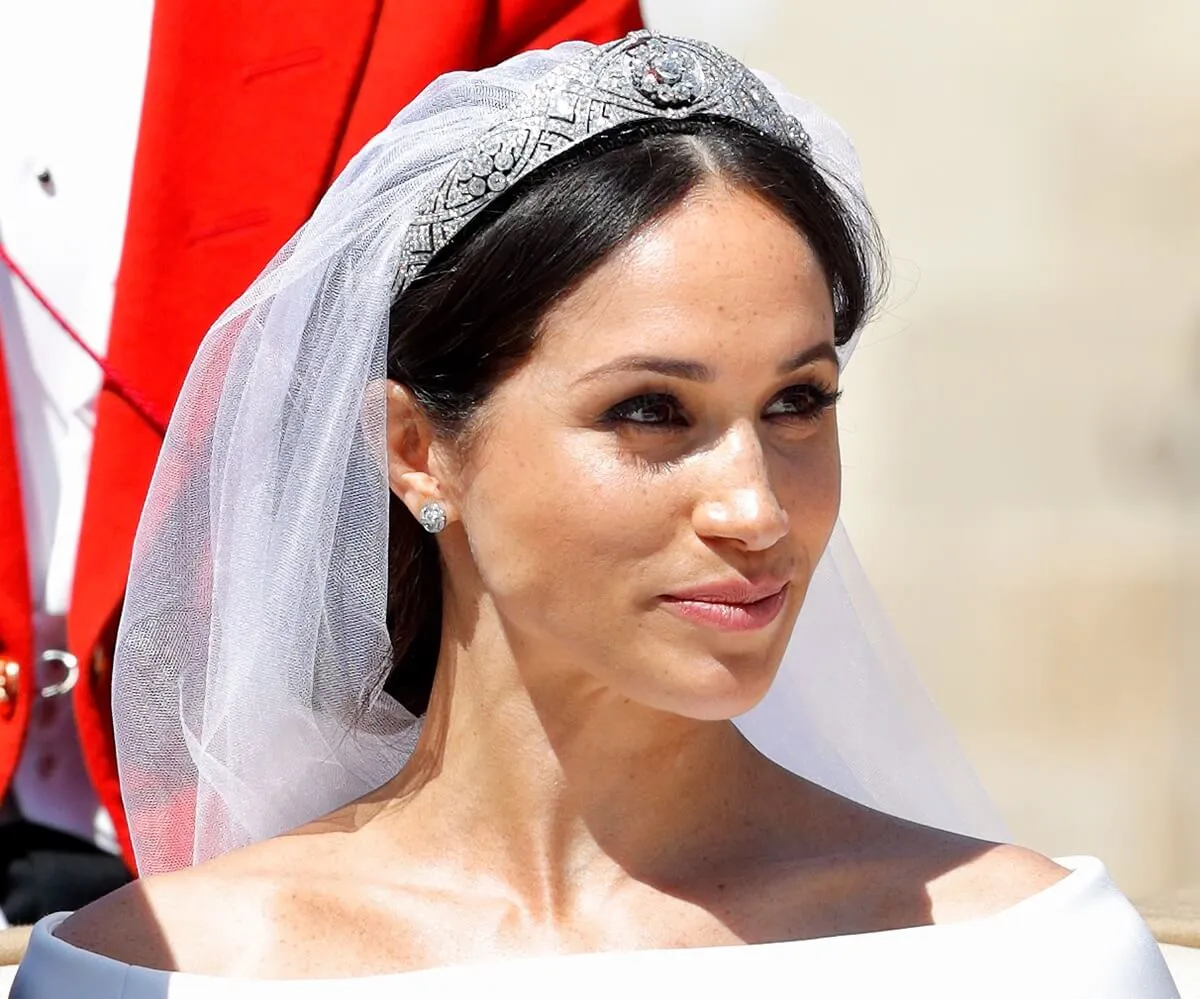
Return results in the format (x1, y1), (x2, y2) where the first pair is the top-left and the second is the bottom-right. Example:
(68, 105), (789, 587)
(9, 858), (1182, 997)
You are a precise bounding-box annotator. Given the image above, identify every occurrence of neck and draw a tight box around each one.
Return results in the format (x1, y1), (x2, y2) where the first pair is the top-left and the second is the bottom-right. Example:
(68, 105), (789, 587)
(370, 602), (786, 913)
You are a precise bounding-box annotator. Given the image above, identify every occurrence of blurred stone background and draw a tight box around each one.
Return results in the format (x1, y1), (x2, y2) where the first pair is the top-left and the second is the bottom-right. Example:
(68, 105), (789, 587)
(642, 0), (1200, 898)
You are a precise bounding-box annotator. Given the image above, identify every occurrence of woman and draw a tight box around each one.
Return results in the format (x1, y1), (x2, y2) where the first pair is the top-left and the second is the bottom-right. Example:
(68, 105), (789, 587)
(12, 30), (1179, 996)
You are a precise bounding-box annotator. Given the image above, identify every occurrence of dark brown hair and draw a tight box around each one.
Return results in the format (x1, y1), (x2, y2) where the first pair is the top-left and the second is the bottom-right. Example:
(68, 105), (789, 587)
(383, 117), (885, 714)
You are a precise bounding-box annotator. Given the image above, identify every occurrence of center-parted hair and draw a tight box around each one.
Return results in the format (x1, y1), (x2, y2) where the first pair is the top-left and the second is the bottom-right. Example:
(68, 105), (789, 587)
(384, 117), (885, 714)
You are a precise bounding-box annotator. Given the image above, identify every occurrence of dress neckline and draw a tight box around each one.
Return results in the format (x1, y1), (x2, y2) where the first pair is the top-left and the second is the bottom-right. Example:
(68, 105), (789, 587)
(35, 855), (1105, 986)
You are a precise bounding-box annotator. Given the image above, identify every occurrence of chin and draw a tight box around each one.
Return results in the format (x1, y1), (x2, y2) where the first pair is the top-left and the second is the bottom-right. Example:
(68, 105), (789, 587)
(637, 650), (780, 722)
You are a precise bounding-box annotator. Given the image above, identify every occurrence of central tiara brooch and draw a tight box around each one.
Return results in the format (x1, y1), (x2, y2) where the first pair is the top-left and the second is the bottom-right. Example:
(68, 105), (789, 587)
(633, 38), (704, 108)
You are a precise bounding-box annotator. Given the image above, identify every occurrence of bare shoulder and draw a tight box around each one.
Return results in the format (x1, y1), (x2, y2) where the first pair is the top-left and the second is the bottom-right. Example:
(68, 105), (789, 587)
(746, 778), (1071, 936)
(921, 839), (1070, 923)
(848, 805), (1070, 925)
(787, 782), (1070, 923)
(56, 835), (326, 975)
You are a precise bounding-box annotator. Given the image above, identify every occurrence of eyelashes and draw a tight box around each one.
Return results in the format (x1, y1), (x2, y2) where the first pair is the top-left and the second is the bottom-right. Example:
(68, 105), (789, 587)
(600, 383), (841, 431)
(763, 383), (843, 422)
(603, 393), (688, 427)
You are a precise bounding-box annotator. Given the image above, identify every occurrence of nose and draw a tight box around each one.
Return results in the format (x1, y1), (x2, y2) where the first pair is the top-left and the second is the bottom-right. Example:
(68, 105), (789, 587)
(692, 424), (789, 552)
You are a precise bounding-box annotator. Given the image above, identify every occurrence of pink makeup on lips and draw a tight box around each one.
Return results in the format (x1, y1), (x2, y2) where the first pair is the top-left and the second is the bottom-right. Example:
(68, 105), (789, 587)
(659, 578), (790, 632)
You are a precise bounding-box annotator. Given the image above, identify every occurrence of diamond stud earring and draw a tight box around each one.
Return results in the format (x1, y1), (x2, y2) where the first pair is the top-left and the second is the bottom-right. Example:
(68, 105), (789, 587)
(418, 501), (448, 534)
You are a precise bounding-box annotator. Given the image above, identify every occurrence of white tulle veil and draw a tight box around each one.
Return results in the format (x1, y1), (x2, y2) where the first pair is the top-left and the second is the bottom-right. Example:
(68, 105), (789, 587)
(112, 31), (1006, 876)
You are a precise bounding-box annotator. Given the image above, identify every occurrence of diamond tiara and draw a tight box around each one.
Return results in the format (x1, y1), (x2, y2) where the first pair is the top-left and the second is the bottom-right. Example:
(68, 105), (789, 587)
(391, 30), (811, 301)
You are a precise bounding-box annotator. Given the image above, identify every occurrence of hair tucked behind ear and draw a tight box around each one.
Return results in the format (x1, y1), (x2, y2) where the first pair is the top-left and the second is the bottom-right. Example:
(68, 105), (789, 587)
(383, 117), (886, 715)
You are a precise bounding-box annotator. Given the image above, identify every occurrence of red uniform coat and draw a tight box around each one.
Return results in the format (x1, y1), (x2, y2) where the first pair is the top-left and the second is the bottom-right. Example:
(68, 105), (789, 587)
(0, 0), (641, 870)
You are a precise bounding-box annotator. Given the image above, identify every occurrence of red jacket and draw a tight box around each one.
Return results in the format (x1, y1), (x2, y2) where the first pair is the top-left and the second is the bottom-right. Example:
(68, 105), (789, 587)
(0, 0), (641, 869)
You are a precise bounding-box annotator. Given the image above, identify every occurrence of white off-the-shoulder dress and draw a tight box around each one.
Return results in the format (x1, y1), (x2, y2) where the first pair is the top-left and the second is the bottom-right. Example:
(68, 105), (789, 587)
(9, 857), (1181, 998)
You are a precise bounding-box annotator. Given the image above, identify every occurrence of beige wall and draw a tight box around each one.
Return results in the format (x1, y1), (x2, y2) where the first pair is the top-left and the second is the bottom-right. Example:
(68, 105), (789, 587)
(642, 0), (1200, 897)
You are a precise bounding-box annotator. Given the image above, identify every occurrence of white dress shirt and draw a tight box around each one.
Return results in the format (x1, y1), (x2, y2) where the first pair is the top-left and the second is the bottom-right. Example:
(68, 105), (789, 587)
(0, 0), (155, 864)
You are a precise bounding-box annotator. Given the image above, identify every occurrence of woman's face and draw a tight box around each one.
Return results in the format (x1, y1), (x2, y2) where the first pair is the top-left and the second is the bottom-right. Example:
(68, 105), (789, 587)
(441, 181), (841, 720)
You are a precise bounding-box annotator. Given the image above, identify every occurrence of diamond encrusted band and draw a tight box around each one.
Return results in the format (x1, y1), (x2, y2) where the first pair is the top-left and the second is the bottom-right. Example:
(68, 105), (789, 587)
(392, 31), (810, 301)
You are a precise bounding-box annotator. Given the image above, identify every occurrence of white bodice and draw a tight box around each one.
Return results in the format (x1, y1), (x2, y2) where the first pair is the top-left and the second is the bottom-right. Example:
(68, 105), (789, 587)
(9, 857), (1180, 997)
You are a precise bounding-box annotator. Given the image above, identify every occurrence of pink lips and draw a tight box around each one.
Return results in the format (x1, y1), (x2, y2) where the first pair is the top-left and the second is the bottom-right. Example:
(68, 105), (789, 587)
(660, 578), (790, 633)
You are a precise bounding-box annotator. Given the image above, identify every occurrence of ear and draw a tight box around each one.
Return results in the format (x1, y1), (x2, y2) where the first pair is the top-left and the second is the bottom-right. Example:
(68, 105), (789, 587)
(385, 381), (456, 526)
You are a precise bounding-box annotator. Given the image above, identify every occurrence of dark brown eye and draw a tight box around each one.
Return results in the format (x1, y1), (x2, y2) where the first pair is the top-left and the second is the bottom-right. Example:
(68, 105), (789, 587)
(604, 393), (689, 428)
(764, 384), (842, 422)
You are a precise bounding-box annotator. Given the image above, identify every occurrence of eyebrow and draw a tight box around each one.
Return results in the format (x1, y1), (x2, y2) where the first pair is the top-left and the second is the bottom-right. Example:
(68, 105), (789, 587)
(573, 342), (840, 386)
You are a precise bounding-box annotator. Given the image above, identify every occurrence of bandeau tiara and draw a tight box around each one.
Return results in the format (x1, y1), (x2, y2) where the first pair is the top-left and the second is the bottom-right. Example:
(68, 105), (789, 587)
(392, 30), (811, 300)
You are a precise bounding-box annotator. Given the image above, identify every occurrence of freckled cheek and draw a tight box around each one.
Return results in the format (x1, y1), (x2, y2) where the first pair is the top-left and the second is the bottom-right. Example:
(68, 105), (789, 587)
(461, 431), (679, 604)
(775, 437), (841, 544)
